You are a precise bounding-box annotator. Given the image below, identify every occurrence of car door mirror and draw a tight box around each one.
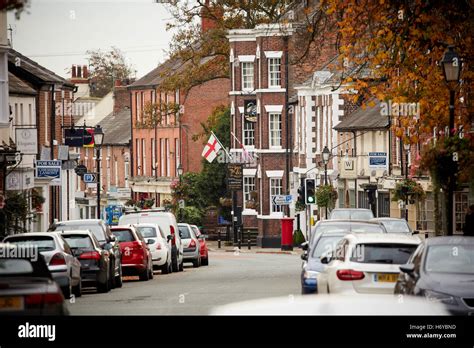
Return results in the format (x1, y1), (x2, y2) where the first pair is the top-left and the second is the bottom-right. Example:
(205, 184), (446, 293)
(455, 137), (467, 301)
(301, 253), (308, 261)
(109, 235), (116, 242)
(320, 250), (333, 264)
(412, 230), (419, 235)
(147, 239), (155, 245)
(301, 242), (309, 251)
(400, 263), (415, 276)
(167, 235), (173, 242)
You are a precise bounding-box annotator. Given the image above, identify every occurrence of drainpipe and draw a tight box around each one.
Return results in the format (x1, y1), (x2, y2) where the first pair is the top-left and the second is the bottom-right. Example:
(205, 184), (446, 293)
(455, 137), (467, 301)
(352, 130), (357, 208)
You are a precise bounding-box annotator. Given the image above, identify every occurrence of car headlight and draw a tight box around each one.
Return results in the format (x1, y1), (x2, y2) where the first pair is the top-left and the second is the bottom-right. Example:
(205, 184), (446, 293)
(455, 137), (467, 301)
(304, 270), (319, 279)
(424, 290), (457, 305)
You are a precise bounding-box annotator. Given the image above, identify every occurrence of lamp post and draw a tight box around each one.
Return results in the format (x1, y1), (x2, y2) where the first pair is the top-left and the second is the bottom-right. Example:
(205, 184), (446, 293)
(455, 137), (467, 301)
(322, 146), (330, 219)
(403, 142), (410, 222)
(93, 125), (104, 219)
(177, 163), (183, 221)
(441, 46), (461, 236)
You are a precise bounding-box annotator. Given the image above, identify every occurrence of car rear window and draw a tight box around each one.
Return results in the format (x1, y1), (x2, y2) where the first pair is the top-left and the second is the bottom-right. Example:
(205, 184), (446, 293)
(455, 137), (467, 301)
(351, 243), (417, 264)
(380, 221), (410, 233)
(0, 259), (34, 275)
(350, 225), (384, 234)
(62, 235), (94, 250)
(312, 236), (345, 258)
(112, 229), (135, 242)
(178, 226), (191, 239)
(136, 227), (157, 238)
(314, 225), (350, 234)
(6, 236), (56, 252)
(191, 226), (201, 238)
(54, 223), (106, 242)
(425, 245), (474, 274)
(351, 211), (374, 220)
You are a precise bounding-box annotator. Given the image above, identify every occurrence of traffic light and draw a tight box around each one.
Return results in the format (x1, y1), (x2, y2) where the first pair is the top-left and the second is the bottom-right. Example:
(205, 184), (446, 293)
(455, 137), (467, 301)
(305, 178), (316, 205)
(297, 178), (305, 205)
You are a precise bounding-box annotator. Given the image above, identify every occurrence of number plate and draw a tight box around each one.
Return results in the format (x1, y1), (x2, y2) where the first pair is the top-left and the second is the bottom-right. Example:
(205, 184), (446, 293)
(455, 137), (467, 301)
(0, 296), (24, 311)
(373, 273), (398, 283)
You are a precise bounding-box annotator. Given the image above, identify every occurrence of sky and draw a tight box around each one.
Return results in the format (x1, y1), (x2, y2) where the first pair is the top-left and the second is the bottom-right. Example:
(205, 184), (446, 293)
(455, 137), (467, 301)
(7, 0), (175, 79)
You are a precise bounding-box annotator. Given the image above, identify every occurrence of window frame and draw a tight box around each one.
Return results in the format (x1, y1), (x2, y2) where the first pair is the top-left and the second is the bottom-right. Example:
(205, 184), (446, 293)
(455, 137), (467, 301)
(269, 112), (282, 148)
(268, 57), (282, 88)
(241, 62), (254, 91)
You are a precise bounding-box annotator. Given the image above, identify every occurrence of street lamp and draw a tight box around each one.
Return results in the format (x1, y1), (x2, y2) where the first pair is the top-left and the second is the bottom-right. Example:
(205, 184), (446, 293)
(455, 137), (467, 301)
(403, 141), (410, 222)
(177, 163), (183, 182)
(441, 46), (461, 235)
(94, 125), (104, 219)
(322, 146), (331, 219)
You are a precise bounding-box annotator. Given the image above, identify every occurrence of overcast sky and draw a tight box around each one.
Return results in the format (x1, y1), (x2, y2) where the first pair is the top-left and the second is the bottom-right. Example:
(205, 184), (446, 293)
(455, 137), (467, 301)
(7, 0), (175, 79)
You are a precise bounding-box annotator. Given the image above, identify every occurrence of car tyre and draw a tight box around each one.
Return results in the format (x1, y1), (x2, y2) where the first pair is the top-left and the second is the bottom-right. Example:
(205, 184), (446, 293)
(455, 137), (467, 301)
(161, 258), (170, 274)
(114, 262), (123, 288)
(108, 263), (115, 289)
(139, 268), (150, 281)
(62, 282), (72, 299)
(73, 277), (82, 298)
(98, 268), (110, 293)
(192, 258), (200, 268)
(201, 256), (209, 266)
(172, 250), (179, 272)
(179, 258), (184, 272)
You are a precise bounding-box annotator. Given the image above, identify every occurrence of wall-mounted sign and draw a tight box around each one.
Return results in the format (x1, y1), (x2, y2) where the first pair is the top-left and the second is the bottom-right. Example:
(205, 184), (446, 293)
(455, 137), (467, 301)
(227, 164), (243, 191)
(64, 128), (94, 147)
(368, 152), (388, 170)
(244, 100), (257, 123)
(6, 169), (35, 191)
(15, 128), (38, 155)
(340, 158), (357, 179)
(35, 160), (61, 186)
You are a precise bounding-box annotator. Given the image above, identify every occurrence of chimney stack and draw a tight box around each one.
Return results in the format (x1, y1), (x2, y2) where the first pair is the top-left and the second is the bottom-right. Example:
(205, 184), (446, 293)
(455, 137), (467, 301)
(77, 65), (82, 78)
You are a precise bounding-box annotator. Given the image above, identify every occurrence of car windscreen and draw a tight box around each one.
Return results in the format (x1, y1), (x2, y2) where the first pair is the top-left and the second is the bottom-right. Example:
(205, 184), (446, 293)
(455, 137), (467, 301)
(178, 226), (191, 239)
(330, 211), (351, 219)
(54, 223), (106, 242)
(136, 226), (157, 238)
(5, 236), (56, 252)
(314, 225), (350, 234)
(0, 259), (34, 275)
(350, 243), (417, 264)
(311, 235), (345, 258)
(380, 220), (410, 233)
(425, 244), (474, 274)
(112, 229), (135, 242)
(350, 224), (384, 233)
(351, 211), (374, 220)
(62, 235), (94, 250)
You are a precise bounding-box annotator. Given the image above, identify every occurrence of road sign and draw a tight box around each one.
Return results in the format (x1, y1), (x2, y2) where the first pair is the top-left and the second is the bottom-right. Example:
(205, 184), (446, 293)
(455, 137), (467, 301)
(74, 165), (87, 176)
(83, 173), (98, 183)
(271, 195), (293, 205)
(179, 200), (185, 209)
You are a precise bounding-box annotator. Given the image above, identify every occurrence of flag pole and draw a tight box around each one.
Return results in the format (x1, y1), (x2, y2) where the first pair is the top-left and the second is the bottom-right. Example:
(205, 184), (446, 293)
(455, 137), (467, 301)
(211, 131), (232, 161)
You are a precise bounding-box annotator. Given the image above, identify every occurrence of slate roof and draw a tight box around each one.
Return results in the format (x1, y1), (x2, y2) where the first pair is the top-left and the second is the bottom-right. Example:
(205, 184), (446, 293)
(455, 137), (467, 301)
(8, 73), (37, 95)
(334, 101), (389, 131)
(8, 48), (74, 87)
(129, 56), (184, 89)
(97, 108), (131, 145)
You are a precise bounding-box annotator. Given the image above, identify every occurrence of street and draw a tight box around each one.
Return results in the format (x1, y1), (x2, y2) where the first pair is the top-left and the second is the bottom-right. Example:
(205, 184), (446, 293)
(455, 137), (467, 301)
(68, 250), (301, 315)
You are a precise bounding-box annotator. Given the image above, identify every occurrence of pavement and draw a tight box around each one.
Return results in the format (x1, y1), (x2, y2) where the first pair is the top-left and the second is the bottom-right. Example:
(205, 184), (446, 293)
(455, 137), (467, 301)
(206, 240), (304, 255)
(68, 248), (302, 315)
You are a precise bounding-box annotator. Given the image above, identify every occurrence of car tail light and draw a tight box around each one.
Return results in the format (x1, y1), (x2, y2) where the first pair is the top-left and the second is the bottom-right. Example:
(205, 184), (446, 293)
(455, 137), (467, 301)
(49, 253), (66, 266)
(25, 293), (64, 305)
(336, 269), (365, 281)
(189, 239), (196, 249)
(170, 226), (176, 246)
(79, 251), (101, 260)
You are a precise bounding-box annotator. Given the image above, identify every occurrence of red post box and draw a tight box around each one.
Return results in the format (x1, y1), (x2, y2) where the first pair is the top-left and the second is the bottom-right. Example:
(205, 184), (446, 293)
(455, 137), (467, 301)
(281, 217), (294, 251)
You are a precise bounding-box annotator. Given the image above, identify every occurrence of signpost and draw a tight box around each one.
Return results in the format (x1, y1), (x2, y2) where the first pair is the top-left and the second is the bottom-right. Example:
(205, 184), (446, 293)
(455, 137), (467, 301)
(271, 195), (293, 206)
(83, 173), (98, 183)
(368, 152), (388, 170)
(74, 165), (87, 177)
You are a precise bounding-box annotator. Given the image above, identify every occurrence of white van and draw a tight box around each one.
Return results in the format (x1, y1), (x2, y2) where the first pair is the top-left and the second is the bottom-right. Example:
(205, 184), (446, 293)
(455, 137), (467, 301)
(119, 212), (184, 272)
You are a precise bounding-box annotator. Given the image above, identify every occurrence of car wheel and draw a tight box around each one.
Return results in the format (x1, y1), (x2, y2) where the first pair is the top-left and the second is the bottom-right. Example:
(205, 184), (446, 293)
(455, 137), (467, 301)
(62, 281), (72, 299)
(149, 262), (154, 279)
(73, 277), (82, 298)
(179, 258), (184, 272)
(139, 268), (150, 281)
(161, 259), (170, 274)
(201, 256), (209, 266)
(114, 262), (123, 288)
(108, 263), (115, 289)
(172, 252), (179, 272)
(98, 268), (110, 293)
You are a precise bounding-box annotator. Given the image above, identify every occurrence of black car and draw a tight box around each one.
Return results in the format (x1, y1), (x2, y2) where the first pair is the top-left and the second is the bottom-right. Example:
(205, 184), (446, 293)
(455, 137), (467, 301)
(60, 231), (112, 293)
(395, 236), (474, 315)
(0, 243), (69, 315)
(49, 219), (122, 289)
(301, 231), (348, 294)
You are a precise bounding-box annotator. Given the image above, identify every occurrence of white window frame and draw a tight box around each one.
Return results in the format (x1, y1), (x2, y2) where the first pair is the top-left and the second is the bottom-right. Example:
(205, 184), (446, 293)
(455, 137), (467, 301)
(136, 139), (141, 176)
(243, 119), (255, 147)
(268, 57), (281, 88)
(160, 138), (165, 176)
(241, 62), (254, 91)
(270, 178), (283, 214)
(243, 176), (256, 210)
(269, 112), (282, 148)
(142, 139), (146, 176)
(166, 138), (170, 177)
(152, 138), (156, 177)
(175, 138), (180, 177)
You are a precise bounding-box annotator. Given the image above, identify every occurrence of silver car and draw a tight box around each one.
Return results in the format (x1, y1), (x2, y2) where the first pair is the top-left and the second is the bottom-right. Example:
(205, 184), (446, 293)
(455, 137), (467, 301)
(370, 217), (419, 235)
(3, 232), (82, 298)
(178, 223), (201, 268)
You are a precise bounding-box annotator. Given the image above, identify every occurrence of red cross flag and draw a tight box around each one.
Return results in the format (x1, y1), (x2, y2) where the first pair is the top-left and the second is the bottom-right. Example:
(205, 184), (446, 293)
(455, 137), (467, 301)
(202, 133), (222, 163)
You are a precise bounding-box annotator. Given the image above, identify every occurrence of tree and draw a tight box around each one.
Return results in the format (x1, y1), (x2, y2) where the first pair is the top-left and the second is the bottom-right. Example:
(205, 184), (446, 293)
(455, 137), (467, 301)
(87, 47), (133, 98)
(1, 0), (29, 19)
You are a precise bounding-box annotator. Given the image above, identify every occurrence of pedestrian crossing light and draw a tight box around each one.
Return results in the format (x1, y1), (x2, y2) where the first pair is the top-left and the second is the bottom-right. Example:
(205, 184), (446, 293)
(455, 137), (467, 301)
(297, 178), (305, 205)
(305, 178), (316, 205)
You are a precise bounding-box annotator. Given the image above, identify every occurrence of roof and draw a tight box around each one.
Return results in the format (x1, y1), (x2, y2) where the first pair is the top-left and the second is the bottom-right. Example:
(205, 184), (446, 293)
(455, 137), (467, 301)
(344, 233), (421, 245)
(334, 101), (389, 131)
(8, 48), (74, 88)
(129, 56), (184, 89)
(425, 236), (474, 245)
(8, 73), (37, 95)
(97, 108), (131, 145)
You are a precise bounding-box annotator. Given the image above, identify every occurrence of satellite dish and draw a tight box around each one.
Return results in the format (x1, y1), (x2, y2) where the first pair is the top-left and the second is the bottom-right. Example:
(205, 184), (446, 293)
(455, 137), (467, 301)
(371, 170), (376, 177)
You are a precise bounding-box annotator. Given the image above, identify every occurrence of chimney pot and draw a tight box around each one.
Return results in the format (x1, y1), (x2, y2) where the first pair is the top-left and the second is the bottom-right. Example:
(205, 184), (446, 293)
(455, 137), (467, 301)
(83, 66), (88, 78)
(77, 66), (82, 78)
(72, 65), (77, 78)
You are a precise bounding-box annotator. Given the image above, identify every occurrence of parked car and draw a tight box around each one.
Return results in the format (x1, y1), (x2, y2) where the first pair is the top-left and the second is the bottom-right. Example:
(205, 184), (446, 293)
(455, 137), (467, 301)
(395, 236), (474, 315)
(178, 223), (201, 268)
(49, 219), (123, 288)
(317, 233), (420, 295)
(191, 225), (209, 266)
(119, 212), (183, 272)
(111, 225), (153, 281)
(301, 230), (349, 294)
(0, 243), (69, 315)
(135, 223), (172, 274)
(59, 230), (112, 293)
(328, 208), (374, 221)
(309, 220), (386, 244)
(3, 232), (82, 298)
(370, 217), (418, 235)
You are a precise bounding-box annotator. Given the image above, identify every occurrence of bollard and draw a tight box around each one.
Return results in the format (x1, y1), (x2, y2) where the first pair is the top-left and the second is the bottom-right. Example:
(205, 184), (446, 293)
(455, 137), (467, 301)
(218, 231), (221, 249)
(238, 239), (241, 249)
(425, 232), (428, 240)
(248, 231), (251, 250)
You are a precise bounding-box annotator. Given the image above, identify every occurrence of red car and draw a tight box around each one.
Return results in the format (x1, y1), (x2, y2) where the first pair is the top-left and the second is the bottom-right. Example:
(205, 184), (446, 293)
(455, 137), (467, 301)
(190, 225), (209, 266)
(111, 226), (153, 281)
